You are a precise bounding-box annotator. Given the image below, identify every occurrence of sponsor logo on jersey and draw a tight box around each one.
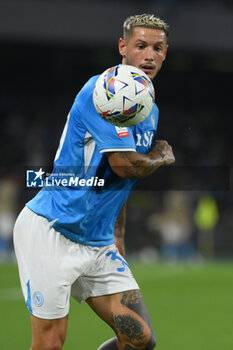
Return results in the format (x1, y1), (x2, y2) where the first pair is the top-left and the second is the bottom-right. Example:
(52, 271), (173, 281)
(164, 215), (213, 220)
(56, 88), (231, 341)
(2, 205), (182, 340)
(115, 126), (129, 138)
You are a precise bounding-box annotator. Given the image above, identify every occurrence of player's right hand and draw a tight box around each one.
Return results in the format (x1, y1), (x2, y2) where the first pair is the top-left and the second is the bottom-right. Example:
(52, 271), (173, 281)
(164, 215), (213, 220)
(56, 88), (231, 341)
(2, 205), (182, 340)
(151, 140), (175, 165)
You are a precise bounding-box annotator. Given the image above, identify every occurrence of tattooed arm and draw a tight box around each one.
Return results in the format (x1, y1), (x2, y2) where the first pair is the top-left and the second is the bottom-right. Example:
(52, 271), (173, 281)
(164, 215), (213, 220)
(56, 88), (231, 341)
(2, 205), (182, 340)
(106, 140), (175, 179)
(114, 200), (127, 257)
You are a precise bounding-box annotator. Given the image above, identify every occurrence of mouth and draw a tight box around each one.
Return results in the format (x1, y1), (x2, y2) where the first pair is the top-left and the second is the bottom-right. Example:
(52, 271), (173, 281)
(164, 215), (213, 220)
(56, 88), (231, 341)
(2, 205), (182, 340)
(140, 64), (155, 75)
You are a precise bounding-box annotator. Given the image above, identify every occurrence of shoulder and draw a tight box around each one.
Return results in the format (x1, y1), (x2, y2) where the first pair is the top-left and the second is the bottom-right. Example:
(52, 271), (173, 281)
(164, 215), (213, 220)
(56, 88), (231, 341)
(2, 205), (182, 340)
(71, 75), (100, 116)
(83, 75), (100, 91)
(151, 102), (159, 117)
(75, 75), (100, 102)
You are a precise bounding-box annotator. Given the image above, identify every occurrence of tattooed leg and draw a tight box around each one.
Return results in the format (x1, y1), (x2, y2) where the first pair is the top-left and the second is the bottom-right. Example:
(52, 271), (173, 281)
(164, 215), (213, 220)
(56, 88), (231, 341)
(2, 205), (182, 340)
(87, 289), (156, 350)
(121, 290), (152, 326)
(111, 313), (145, 341)
(119, 290), (156, 350)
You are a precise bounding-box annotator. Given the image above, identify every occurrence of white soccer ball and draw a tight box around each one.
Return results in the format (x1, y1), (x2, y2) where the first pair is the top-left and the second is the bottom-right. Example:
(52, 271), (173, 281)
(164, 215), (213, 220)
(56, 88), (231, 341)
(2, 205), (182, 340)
(93, 64), (155, 127)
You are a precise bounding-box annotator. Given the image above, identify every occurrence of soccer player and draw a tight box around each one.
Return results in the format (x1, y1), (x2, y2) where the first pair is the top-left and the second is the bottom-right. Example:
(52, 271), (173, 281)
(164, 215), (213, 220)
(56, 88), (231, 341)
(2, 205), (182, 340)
(14, 14), (175, 350)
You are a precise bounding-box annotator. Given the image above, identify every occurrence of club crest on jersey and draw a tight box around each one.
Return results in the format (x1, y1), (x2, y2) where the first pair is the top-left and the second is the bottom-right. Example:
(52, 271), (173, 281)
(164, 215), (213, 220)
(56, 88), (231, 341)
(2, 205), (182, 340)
(115, 126), (129, 138)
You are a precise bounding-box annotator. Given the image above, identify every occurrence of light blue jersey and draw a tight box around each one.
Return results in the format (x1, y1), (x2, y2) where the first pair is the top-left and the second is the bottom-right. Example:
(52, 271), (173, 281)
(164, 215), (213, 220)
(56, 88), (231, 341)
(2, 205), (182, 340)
(27, 75), (159, 246)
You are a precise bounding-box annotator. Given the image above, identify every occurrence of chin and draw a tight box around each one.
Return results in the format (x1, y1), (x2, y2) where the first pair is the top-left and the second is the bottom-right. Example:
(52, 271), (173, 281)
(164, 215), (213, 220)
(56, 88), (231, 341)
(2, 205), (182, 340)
(147, 72), (156, 80)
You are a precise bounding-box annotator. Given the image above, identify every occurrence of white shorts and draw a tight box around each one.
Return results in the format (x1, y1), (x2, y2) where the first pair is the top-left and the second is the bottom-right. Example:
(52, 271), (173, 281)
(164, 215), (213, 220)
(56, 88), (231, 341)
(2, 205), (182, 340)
(13, 207), (139, 319)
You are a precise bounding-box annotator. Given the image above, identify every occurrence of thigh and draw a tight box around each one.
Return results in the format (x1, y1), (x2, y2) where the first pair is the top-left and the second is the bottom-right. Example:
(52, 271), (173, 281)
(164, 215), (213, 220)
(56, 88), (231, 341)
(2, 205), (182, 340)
(30, 315), (68, 350)
(87, 290), (155, 349)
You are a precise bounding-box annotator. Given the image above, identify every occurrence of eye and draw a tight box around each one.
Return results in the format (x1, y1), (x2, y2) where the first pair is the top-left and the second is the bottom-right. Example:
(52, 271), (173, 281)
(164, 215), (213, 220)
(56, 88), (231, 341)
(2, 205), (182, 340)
(155, 46), (162, 52)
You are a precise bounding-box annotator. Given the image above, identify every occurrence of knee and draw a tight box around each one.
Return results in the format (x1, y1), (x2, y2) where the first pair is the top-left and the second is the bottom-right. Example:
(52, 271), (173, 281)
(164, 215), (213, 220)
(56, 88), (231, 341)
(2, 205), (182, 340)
(45, 342), (63, 350)
(31, 342), (62, 350)
(145, 330), (157, 349)
(117, 327), (156, 350)
(31, 334), (65, 350)
(139, 329), (156, 350)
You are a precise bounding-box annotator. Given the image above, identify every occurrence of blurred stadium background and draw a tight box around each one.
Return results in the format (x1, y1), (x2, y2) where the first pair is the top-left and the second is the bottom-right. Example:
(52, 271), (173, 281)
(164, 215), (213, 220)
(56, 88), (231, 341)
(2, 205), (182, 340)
(0, 1), (233, 349)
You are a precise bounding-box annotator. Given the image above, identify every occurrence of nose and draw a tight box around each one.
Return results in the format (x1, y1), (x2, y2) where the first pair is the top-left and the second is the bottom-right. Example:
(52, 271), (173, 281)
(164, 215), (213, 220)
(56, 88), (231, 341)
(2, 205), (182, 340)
(144, 46), (154, 61)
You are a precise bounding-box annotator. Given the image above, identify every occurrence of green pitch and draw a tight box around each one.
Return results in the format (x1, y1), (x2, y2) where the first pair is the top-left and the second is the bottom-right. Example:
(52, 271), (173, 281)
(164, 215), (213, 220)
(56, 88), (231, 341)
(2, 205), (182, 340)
(0, 261), (233, 350)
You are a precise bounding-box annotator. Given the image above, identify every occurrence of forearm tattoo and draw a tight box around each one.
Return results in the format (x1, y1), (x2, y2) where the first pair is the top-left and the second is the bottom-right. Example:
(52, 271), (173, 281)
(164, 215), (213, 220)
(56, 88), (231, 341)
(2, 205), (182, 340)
(117, 152), (161, 179)
(111, 313), (145, 342)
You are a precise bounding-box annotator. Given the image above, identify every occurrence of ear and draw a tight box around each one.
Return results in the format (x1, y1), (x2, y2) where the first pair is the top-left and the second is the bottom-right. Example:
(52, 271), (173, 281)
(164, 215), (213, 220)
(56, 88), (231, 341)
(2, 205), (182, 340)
(118, 37), (127, 57)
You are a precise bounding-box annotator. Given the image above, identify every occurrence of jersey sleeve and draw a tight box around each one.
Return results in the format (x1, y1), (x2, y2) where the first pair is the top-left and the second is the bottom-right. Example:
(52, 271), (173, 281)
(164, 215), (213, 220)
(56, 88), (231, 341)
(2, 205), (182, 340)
(72, 76), (136, 153)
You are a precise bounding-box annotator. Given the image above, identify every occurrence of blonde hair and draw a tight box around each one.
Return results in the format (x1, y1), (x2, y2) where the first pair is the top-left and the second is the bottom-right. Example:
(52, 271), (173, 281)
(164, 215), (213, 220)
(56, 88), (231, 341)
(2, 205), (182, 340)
(123, 14), (169, 39)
